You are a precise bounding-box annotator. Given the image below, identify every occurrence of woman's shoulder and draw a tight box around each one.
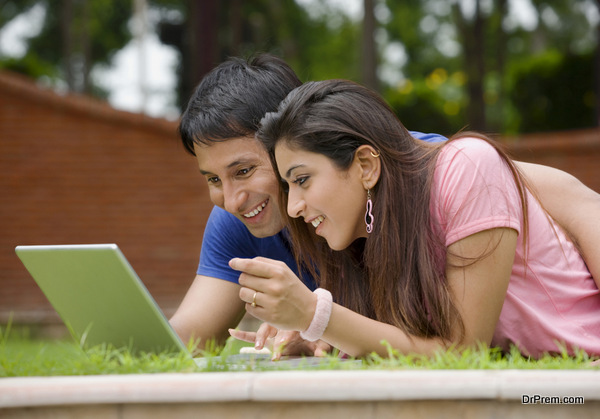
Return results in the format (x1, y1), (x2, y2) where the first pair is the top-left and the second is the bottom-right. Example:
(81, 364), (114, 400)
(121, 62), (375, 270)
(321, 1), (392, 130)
(442, 136), (497, 154)
(437, 136), (503, 170)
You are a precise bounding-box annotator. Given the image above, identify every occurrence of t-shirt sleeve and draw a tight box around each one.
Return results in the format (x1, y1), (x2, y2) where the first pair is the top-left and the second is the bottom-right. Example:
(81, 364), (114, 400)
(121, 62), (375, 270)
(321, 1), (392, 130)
(410, 130), (447, 144)
(197, 206), (255, 283)
(431, 138), (522, 246)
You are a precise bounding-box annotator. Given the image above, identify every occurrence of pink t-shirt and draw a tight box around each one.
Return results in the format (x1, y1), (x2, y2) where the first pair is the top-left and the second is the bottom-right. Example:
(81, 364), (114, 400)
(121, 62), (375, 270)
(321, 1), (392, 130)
(431, 137), (600, 357)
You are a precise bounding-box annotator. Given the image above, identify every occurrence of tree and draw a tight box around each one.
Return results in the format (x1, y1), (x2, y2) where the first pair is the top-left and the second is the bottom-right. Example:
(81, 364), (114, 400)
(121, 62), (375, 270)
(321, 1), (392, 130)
(2, 0), (596, 132)
(158, 0), (361, 109)
(1, 0), (132, 96)
(595, 0), (600, 126)
(362, 0), (378, 90)
(451, 0), (486, 131)
(381, 0), (598, 134)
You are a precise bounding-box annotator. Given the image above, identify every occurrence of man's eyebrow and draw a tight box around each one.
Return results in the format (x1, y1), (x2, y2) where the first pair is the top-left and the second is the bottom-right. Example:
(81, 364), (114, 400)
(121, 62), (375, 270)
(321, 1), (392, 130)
(285, 164), (305, 179)
(226, 158), (254, 169)
(199, 157), (259, 176)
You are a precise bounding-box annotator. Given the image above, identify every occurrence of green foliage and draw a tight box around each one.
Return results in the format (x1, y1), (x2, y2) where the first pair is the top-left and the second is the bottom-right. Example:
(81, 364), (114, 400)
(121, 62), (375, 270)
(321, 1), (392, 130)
(384, 0), (461, 76)
(385, 68), (467, 135)
(226, 0), (361, 83)
(0, 0), (597, 134)
(0, 53), (59, 78)
(382, 0), (598, 133)
(508, 50), (596, 133)
(293, 14), (361, 83)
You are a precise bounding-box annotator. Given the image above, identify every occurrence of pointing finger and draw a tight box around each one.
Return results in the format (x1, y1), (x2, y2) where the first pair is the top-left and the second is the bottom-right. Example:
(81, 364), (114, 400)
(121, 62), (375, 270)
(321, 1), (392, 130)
(229, 257), (284, 278)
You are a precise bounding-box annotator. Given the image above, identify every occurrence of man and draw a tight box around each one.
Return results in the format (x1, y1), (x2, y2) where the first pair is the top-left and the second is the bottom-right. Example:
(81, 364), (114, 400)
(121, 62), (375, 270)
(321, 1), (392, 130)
(169, 54), (600, 356)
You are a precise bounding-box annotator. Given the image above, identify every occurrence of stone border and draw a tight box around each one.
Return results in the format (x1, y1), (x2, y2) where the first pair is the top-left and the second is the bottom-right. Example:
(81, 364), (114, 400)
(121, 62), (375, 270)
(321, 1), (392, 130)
(1, 370), (599, 408)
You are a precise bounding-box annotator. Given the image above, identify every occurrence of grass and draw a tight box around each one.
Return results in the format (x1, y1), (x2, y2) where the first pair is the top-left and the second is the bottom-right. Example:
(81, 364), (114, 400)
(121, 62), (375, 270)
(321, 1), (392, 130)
(1, 323), (598, 377)
(367, 341), (598, 370)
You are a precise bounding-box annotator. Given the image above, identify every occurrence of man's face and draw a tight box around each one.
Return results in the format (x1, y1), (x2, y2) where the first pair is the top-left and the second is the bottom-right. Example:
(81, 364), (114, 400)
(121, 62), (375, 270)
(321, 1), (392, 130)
(194, 136), (285, 238)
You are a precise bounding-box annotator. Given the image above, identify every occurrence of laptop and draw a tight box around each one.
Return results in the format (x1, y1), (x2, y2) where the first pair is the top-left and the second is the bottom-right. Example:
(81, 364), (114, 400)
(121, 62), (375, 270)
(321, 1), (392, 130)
(15, 244), (189, 355)
(15, 244), (361, 369)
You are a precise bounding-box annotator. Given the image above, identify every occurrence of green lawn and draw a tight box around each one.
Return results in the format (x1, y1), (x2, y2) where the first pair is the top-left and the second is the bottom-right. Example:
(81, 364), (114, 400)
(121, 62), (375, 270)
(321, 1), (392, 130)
(1, 324), (597, 377)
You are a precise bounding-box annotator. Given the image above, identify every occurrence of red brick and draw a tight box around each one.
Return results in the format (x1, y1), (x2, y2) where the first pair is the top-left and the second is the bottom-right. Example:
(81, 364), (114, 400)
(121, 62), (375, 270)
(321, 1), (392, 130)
(0, 70), (210, 323)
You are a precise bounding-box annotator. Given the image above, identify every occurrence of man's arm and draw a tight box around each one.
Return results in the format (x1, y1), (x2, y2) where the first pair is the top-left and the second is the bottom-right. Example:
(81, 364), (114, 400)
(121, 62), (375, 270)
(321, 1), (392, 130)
(516, 161), (600, 287)
(169, 274), (246, 354)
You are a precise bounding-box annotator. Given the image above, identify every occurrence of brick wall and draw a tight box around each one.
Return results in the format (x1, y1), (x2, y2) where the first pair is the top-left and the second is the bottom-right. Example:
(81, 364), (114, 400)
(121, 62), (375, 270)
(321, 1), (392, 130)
(1, 70), (599, 327)
(1, 70), (212, 324)
(502, 128), (600, 193)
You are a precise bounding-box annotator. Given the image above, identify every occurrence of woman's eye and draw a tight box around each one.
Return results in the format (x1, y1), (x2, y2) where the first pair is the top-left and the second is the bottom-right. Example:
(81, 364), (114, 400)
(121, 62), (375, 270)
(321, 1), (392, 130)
(293, 176), (309, 185)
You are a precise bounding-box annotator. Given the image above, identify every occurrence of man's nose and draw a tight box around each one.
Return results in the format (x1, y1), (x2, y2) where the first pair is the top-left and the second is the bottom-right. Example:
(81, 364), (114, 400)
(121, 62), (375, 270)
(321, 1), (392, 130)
(223, 183), (248, 214)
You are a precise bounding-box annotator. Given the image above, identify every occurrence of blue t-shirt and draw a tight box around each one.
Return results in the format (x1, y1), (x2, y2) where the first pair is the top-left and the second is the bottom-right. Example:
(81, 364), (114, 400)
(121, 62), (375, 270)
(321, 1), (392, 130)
(197, 206), (317, 289)
(197, 131), (446, 289)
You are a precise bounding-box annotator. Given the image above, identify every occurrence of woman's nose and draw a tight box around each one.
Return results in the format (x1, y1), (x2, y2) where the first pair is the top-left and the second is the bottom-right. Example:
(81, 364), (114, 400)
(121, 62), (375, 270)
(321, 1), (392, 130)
(287, 191), (305, 219)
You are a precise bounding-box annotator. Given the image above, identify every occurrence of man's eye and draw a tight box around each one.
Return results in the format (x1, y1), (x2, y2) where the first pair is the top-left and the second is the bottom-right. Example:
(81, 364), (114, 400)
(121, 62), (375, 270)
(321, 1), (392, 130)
(207, 176), (220, 184)
(237, 167), (255, 176)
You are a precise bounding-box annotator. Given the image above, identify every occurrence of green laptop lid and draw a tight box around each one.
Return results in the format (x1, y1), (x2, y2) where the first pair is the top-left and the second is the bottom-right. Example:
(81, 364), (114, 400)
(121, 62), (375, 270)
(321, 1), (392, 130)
(15, 244), (188, 355)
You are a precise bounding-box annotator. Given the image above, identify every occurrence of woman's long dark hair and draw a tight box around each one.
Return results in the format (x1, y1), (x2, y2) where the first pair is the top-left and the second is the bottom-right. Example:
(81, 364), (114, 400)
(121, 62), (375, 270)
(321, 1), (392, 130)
(257, 79), (528, 344)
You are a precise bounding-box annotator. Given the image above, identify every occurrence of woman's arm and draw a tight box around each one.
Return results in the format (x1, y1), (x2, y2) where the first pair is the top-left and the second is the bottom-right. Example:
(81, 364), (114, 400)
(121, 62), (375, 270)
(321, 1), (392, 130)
(321, 228), (517, 357)
(516, 161), (600, 287)
(444, 228), (517, 346)
(230, 227), (517, 358)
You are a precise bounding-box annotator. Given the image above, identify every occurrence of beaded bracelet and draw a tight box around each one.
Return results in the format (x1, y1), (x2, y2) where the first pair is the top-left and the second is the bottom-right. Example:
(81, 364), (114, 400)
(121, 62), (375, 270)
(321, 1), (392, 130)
(300, 288), (333, 342)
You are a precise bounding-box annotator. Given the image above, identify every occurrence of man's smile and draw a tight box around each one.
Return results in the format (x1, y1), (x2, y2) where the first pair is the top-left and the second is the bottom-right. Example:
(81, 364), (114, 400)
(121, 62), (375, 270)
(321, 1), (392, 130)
(243, 199), (268, 218)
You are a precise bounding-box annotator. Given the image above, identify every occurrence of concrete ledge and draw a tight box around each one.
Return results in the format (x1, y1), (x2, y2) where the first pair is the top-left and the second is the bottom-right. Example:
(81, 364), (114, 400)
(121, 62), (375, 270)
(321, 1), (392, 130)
(1, 370), (599, 418)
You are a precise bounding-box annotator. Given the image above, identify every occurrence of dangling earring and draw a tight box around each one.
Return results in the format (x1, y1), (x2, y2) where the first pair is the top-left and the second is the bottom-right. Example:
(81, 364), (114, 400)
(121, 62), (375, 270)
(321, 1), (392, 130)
(365, 189), (374, 233)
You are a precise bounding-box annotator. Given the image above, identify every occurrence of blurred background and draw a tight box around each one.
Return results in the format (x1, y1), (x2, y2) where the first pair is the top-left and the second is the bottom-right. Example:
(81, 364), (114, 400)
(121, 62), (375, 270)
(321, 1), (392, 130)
(1, 0), (599, 334)
(1, 0), (599, 134)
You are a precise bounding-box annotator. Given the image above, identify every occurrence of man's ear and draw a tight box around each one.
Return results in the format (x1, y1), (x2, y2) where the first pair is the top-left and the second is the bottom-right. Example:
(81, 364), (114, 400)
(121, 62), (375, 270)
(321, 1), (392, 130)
(354, 145), (381, 189)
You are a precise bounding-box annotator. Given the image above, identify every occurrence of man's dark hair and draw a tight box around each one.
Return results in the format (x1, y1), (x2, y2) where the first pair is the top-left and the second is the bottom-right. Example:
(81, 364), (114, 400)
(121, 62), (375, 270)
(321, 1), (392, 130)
(178, 54), (302, 155)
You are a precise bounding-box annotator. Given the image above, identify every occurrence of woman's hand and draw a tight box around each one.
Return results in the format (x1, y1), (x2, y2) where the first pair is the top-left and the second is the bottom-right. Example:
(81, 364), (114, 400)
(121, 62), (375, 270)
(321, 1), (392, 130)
(229, 323), (332, 360)
(229, 257), (317, 332)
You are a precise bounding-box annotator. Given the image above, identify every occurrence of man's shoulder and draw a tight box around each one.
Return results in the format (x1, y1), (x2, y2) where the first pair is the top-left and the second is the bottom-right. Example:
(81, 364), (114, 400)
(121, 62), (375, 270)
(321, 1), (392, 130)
(205, 207), (288, 250)
(410, 130), (447, 143)
(206, 207), (251, 237)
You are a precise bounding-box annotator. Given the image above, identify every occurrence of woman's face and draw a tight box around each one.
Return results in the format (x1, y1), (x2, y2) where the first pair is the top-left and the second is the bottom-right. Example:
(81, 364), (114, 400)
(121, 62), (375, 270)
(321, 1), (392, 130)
(275, 141), (369, 251)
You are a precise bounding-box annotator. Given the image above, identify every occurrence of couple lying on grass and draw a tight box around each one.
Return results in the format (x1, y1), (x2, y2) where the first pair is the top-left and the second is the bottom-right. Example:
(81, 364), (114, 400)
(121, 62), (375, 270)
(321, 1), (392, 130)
(170, 54), (600, 363)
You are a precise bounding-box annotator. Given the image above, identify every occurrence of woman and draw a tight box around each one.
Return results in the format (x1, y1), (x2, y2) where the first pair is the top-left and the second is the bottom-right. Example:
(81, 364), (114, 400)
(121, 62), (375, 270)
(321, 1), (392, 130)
(229, 79), (600, 359)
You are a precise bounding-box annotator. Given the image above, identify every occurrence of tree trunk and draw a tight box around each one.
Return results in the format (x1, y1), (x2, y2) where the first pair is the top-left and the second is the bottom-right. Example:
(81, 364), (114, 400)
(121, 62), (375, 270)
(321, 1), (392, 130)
(362, 0), (378, 91)
(494, 0), (508, 132)
(453, 0), (486, 131)
(61, 0), (91, 94)
(595, 0), (600, 126)
(81, 0), (91, 94)
(228, 0), (243, 56)
(189, 0), (219, 85)
(61, 0), (74, 91)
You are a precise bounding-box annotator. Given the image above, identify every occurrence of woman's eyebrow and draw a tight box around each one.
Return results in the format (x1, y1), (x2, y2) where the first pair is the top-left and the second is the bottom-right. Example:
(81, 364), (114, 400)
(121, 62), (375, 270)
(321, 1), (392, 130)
(285, 164), (306, 179)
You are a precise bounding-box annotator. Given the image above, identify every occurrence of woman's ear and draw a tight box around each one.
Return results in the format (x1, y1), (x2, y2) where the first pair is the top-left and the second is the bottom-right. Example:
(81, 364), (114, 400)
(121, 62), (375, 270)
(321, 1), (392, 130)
(354, 145), (381, 189)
